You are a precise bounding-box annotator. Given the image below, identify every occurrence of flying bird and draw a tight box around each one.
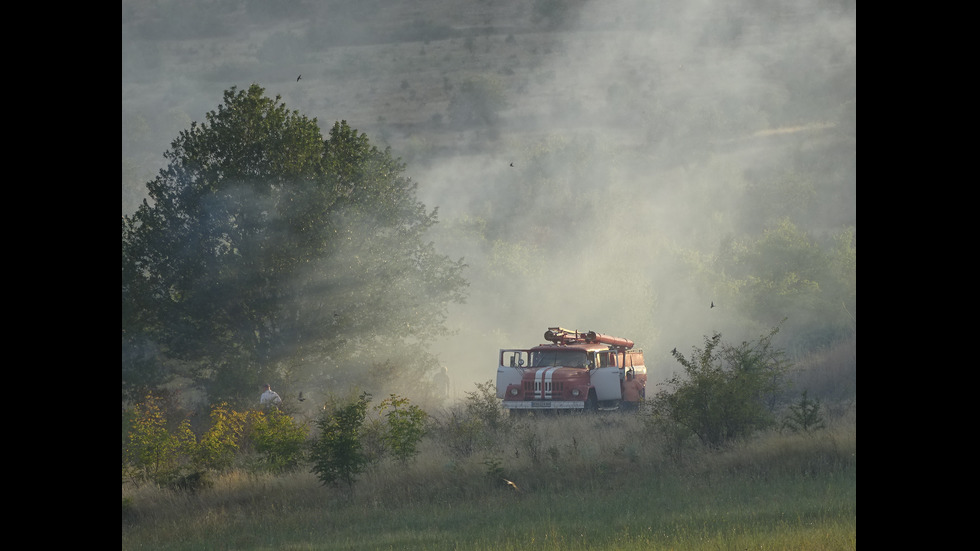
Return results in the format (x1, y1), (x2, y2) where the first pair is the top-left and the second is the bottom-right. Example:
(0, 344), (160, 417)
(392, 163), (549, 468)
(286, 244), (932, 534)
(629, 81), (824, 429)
(710, 301), (715, 308)
(296, 74), (302, 81)
(502, 478), (521, 492)
(510, 162), (514, 167)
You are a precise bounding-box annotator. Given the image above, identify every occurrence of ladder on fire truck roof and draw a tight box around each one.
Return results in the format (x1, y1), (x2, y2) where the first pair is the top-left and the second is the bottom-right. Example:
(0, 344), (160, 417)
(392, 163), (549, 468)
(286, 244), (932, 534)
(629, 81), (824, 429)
(543, 327), (634, 349)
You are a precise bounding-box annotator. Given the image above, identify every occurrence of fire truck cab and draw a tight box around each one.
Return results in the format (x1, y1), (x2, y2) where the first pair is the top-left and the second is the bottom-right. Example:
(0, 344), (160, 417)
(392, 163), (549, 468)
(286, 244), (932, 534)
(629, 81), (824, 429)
(496, 327), (646, 414)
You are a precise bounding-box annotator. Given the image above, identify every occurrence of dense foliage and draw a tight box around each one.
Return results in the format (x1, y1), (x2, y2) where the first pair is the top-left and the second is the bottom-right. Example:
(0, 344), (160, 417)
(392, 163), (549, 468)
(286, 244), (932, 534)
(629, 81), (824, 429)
(122, 84), (467, 405)
(650, 326), (793, 448)
(368, 394), (430, 463)
(122, 391), (432, 493)
(309, 392), (372, 493)
(122, 394), (309, 489)
(122, 394), (198, 487)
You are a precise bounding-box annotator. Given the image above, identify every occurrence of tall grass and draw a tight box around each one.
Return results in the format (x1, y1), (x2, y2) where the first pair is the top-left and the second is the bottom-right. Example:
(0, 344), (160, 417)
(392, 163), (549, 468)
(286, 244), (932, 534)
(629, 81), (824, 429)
(123, 406), (855, 550)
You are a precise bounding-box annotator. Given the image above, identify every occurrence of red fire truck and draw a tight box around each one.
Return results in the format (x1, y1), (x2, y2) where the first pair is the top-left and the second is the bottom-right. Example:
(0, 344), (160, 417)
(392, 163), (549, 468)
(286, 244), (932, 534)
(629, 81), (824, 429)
(496, 327), (647, 414)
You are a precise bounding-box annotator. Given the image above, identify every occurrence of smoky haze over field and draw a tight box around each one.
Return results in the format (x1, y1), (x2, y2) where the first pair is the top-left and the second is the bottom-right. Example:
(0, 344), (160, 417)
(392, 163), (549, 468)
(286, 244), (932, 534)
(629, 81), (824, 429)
(122, 0), (856, 402)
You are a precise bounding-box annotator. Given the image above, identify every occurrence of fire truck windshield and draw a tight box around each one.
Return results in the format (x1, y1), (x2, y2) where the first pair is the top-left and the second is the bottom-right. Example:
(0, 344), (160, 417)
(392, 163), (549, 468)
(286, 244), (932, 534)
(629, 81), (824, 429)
(531, 350), (588, 367)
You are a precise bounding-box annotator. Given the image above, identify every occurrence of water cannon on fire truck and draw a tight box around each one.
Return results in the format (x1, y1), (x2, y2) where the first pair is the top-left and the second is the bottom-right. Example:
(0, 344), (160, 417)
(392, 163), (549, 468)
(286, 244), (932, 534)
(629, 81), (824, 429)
(496, 326), (646, 415)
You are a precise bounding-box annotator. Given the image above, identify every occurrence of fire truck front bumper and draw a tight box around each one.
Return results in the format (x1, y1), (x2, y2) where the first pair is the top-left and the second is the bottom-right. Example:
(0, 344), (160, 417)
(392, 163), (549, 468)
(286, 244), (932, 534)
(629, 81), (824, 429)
(503, 401), (585, 410)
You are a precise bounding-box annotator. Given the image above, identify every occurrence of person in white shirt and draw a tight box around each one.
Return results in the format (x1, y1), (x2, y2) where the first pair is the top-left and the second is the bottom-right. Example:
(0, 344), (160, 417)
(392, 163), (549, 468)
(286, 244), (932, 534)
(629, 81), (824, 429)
(260, 384), (282, 407)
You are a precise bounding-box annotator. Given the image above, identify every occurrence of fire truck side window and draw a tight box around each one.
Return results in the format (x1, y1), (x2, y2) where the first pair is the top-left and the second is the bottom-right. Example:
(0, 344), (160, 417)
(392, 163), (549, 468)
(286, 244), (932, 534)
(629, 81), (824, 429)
(596, 351), (611, 368)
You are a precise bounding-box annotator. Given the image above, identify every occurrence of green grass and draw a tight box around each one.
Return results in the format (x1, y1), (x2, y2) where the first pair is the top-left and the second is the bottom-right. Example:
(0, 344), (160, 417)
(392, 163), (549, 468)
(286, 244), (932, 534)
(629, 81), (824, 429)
(123, 411), (855, 550)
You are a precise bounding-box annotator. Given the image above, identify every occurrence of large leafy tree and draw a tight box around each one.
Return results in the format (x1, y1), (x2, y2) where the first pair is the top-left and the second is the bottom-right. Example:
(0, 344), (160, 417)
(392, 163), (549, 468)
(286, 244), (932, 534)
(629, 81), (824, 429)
(122, 84), (467, 404)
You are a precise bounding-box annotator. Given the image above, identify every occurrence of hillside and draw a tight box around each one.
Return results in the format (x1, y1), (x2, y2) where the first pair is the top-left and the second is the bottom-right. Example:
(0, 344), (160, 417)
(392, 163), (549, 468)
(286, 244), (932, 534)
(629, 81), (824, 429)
(123, 0), (855, 206)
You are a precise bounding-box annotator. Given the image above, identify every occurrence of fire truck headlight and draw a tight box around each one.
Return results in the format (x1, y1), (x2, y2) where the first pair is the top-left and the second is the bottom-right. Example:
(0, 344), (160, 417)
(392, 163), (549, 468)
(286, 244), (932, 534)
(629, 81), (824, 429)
(571, 388), (580, 397)
(509, 388), (519, 396)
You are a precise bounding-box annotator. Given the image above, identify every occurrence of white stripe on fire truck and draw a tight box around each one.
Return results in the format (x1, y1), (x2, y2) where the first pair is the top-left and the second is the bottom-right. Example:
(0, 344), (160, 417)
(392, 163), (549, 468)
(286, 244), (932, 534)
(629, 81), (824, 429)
(546, 367), (558, 398)
(537, 367), (558, 398)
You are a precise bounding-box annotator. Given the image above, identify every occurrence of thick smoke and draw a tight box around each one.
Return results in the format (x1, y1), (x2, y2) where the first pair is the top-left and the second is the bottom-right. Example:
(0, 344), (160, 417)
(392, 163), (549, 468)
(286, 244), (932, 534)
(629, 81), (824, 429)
(123, 0), (856, 402)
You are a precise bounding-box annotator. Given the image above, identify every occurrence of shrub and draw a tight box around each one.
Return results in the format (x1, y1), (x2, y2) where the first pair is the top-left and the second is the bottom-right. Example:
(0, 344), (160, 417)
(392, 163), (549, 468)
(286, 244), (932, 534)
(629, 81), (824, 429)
(124, 396), (313, 486)
(465, 380), (510, 432)
(483, 455), (504, 482)
(250, 408), (309, 473)
(123, 394), (197, 487)
(429, 380), (511, 459)
(374, 394), (429, 463)
(650, 326), (792, 448)
(338, 394), (428, 466)
(195, 402), (247, 473)
(782, 391), (826, 433)
(310, 392), (372, 495)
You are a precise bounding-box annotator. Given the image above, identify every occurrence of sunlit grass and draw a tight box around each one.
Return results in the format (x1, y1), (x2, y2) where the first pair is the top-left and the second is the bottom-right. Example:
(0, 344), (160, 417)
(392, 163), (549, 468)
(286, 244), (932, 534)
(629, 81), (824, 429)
(123, 408), (855, 550)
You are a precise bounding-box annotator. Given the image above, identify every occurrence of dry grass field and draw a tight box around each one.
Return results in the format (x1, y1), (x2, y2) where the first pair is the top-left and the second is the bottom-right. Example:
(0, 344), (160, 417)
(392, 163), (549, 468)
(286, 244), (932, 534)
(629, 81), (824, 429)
(122, 404), (856, 550)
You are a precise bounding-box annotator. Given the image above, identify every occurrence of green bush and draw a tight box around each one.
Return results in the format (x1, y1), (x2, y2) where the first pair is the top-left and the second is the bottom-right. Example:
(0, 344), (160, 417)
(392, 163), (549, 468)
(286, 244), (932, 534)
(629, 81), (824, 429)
(375, 394), (428, 463)
(465, 380), (510, 432)
(123, 394), (197, 487)
(124, 395), (312, 485)
(195, 402), (247, 473)
(782, 391), (826, 433)
(250, 408), (309, 473)
(651, 326), (792, 448)
(310, 392), (372, 494)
